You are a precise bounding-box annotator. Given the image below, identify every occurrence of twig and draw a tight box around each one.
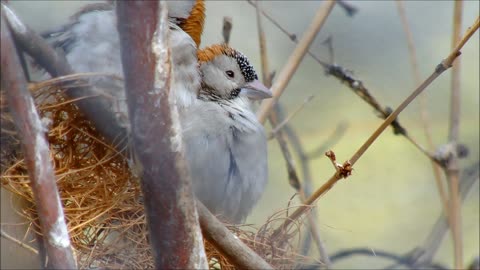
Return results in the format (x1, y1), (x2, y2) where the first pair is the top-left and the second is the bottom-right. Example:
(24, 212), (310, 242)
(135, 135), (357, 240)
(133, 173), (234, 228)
(336, 0), (358, 17)
(306, 122), (348, 159)
(222, 16), (232, 45)
(255, 1), (330, 266)
(1, 14), (77, 269)
(268, 95), (314, 140)
(116, 2), (207, 268)
(447, 1), (464, 269)
(270, 16), (480, 239)
(1, 228), (39, 255)
(395, 162), (479, 268)
(256, 0), (336, 124)
(327, 247), (448, 270)
(196, 202), (273, 269)
(395, 0), (450, 247)
(247, 0), (298, 42)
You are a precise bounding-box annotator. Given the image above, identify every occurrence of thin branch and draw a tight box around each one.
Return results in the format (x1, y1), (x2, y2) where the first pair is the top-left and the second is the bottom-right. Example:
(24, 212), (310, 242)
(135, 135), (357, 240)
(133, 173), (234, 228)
(222, 16), (232, 45)
(268, 95), (314, 140)
(247, 0), (298, 42)
(255, 1), (330, 265)
(306, 122), (348, 159)
(270, 16), (480, 239)
(116, 2), (207, 268)
(256, 0), (336, 124)
(1, 228), (39, 255)
(395, 0), (451, 252)
(447, 1), (464, 269)
(1, 14), (77, 269)
(247, 0), (437, 166)
(197, 202), (273, 269)
(336, 0), (358, 17)
(397, 162), (479, 268)
(328, 247), (448, 270)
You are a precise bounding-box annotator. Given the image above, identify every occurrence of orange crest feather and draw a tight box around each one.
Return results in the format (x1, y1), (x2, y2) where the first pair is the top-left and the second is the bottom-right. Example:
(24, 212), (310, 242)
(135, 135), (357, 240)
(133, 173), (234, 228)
(179, 0), (206, 47)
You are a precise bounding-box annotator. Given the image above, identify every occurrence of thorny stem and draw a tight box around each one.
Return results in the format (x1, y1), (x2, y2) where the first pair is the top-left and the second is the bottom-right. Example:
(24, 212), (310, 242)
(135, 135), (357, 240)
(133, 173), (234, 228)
(396, 0), (449, 224)
(271, 16), (480, 240)
(447, 1), (464, 269)
(256, 0), (336, 124)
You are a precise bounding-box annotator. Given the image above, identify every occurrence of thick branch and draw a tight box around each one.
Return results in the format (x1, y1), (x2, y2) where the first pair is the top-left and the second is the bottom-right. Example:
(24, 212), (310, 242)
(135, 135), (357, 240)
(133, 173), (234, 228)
(197, 202), (273, 269)
(1, 3), (128, 151)
(116, 2), (207, 268)
(1, 14), (76, 269)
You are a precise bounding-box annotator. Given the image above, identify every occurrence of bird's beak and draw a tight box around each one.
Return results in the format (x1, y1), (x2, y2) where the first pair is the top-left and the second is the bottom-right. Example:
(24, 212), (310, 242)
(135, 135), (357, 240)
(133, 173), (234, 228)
(241, 80), (272, 100)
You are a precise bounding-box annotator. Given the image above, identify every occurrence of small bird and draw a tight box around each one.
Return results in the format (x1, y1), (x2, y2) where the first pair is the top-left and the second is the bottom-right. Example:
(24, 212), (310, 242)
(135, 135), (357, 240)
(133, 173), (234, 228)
(41, 1), (205, 129)
(182, 44), (271, 223)
(42, 2), (270, 223)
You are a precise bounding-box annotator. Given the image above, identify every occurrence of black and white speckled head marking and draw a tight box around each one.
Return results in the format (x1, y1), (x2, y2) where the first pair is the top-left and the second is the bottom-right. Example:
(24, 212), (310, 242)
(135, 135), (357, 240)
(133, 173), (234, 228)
(232, 50), (258, 82)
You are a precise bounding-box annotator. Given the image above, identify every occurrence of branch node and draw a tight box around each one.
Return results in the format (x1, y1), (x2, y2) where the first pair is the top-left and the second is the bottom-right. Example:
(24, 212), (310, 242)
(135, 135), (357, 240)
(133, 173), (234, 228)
(325, 150), (353, 179)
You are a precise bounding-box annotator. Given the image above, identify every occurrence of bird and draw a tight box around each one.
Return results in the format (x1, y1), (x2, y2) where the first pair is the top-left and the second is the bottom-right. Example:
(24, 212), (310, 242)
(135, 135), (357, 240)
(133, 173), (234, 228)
(40, 0), (205, 129)
(181, 44), (271, 223)
(41, 2), (270, 223)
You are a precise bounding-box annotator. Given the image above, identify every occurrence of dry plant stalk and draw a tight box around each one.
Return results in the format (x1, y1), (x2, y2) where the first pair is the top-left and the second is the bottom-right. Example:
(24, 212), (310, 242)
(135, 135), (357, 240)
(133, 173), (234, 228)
(256, 0), (336, 124)
(396, 0), (449, 225)
(447, 1), (465, 269)
(271, 16), (480, 239)
(254, 1), (331, 266)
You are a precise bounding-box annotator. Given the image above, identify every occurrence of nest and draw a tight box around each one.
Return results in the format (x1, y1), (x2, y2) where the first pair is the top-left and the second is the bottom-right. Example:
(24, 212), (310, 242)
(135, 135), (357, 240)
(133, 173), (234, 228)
(1, 76), (312, 269)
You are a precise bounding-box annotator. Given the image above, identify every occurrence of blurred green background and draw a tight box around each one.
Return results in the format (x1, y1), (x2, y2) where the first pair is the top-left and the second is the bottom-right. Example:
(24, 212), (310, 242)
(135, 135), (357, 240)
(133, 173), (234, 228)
(3, 1), (479, 269)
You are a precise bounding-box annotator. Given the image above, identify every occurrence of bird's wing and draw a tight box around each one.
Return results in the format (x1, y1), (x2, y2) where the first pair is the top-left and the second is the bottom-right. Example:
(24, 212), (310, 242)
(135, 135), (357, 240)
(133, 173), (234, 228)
(182, 104), (268, 223)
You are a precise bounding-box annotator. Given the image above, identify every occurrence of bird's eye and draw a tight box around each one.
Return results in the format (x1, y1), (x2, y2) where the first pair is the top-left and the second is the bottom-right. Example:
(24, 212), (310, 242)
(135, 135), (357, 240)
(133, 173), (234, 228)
(226, 70), (235, 78)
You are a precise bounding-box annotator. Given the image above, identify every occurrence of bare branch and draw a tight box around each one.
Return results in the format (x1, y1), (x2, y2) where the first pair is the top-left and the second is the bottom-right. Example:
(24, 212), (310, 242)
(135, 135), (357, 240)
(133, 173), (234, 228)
(254, 1), (330, 265)
(256, 0), (336, 124)
(197, 202), (273, 269)
(1, 14), (77, 269)
(270, 16), (479, 239)
(116, 2), (207, 268)
(1, 228), (39, 255)
(222, 16), (232, 45)
(396, 0), (451, 250)
(336, 0), (358, 17)
(398, 162), (479, 268)
(446, 2), (465, 268)
(268, 95), (314, 140)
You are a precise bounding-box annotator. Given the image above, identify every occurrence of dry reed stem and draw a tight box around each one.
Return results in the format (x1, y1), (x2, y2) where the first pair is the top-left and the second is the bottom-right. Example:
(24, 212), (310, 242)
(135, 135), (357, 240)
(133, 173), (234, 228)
(447, 1), (465, 269)
(268, 96), (314, 140)
(256, 0), (336, 124)
(270, 16), (480, 239)
(1, 228), (39, 255)
(395, 0), (450, 225)
(254, 1), (330, 265)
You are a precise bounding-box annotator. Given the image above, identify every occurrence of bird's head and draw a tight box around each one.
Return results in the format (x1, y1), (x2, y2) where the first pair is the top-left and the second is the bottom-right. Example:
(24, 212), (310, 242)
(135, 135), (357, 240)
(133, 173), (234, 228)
(197, 44), (272, 101)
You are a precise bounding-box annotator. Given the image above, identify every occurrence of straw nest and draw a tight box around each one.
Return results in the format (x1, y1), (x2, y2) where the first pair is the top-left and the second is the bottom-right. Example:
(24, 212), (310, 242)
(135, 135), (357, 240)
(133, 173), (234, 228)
(1, 76), (312, 269)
